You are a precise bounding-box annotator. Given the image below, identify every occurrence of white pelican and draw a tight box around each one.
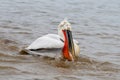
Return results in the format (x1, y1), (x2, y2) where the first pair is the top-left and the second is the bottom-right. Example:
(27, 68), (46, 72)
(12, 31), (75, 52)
(26, 19), (80, 61)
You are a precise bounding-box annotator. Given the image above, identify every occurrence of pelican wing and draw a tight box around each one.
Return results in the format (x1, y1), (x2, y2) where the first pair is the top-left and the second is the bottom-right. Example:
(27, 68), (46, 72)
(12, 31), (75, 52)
(26, 34), (64, 50)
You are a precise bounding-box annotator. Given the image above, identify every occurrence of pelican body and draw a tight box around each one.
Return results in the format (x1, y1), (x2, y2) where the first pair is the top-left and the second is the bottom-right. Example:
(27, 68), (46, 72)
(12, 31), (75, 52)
(26, 19), (80, 61)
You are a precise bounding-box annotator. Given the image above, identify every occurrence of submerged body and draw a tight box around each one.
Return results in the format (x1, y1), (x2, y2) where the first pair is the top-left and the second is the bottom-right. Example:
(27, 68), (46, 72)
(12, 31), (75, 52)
(26, 19), (80, 61)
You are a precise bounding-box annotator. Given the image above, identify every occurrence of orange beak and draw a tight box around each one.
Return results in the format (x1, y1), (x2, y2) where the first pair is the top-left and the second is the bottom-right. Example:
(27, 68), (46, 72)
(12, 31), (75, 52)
(62, 30), (75, 61)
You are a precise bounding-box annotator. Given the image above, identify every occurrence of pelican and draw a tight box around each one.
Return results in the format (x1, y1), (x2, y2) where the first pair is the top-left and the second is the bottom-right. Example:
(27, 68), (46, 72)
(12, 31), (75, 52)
(26, 19), (80, 61)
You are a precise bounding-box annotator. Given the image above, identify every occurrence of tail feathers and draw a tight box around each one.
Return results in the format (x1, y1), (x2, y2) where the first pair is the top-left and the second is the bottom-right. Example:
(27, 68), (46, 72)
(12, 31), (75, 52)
(19, 49), (29, 55)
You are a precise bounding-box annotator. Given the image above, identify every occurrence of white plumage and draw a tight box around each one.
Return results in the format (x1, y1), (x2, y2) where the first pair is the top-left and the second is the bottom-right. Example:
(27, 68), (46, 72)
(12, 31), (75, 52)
(26, 33), (79, 50)
(26, 34), (64, 50)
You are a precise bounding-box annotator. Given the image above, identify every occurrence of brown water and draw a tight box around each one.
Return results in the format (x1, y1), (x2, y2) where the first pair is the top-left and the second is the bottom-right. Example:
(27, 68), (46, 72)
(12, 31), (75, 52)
(0, 0), (120, 80)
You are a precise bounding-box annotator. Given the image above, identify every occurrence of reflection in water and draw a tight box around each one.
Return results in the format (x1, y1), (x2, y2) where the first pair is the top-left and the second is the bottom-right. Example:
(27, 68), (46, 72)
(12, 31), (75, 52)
(0, 0), (120, 80)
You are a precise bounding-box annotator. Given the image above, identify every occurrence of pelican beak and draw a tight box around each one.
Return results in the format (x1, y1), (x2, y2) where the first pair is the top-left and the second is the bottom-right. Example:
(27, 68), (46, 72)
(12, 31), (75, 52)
(66, 30), (76, 61)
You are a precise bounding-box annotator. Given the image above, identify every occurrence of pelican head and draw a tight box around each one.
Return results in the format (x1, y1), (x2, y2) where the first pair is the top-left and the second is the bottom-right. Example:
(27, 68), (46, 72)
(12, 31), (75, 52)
(58, 19), (76, 61)
(58, 19), (72, 40)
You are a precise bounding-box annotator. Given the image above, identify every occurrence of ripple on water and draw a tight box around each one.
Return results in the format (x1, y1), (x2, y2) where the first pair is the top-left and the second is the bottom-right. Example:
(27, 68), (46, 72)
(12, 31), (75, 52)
(19, 50), (120, 72)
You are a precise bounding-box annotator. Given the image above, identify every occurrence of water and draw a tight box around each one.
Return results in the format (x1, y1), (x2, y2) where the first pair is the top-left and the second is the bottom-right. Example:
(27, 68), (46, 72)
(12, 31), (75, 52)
(0, 0), (120, 80)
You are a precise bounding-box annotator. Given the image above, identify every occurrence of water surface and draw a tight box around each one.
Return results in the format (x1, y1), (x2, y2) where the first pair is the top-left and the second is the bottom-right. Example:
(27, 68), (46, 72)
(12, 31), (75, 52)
(0, 0), (120, 80)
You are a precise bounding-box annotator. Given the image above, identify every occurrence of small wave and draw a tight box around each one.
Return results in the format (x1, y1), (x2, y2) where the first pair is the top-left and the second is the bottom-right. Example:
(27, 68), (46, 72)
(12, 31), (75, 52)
(0, 38), (17, 44)
(0, 38), (20, 54)
(0, 66), (19, 70)
(54, 75), (80, 80)
(46, 56), (119, 73)
(0, 25), (30, 31)
(0, 52), (37, 63)
(19, 50), (120, 73)
(9, 32), (32, 34)
(0, 65), (21, 75)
